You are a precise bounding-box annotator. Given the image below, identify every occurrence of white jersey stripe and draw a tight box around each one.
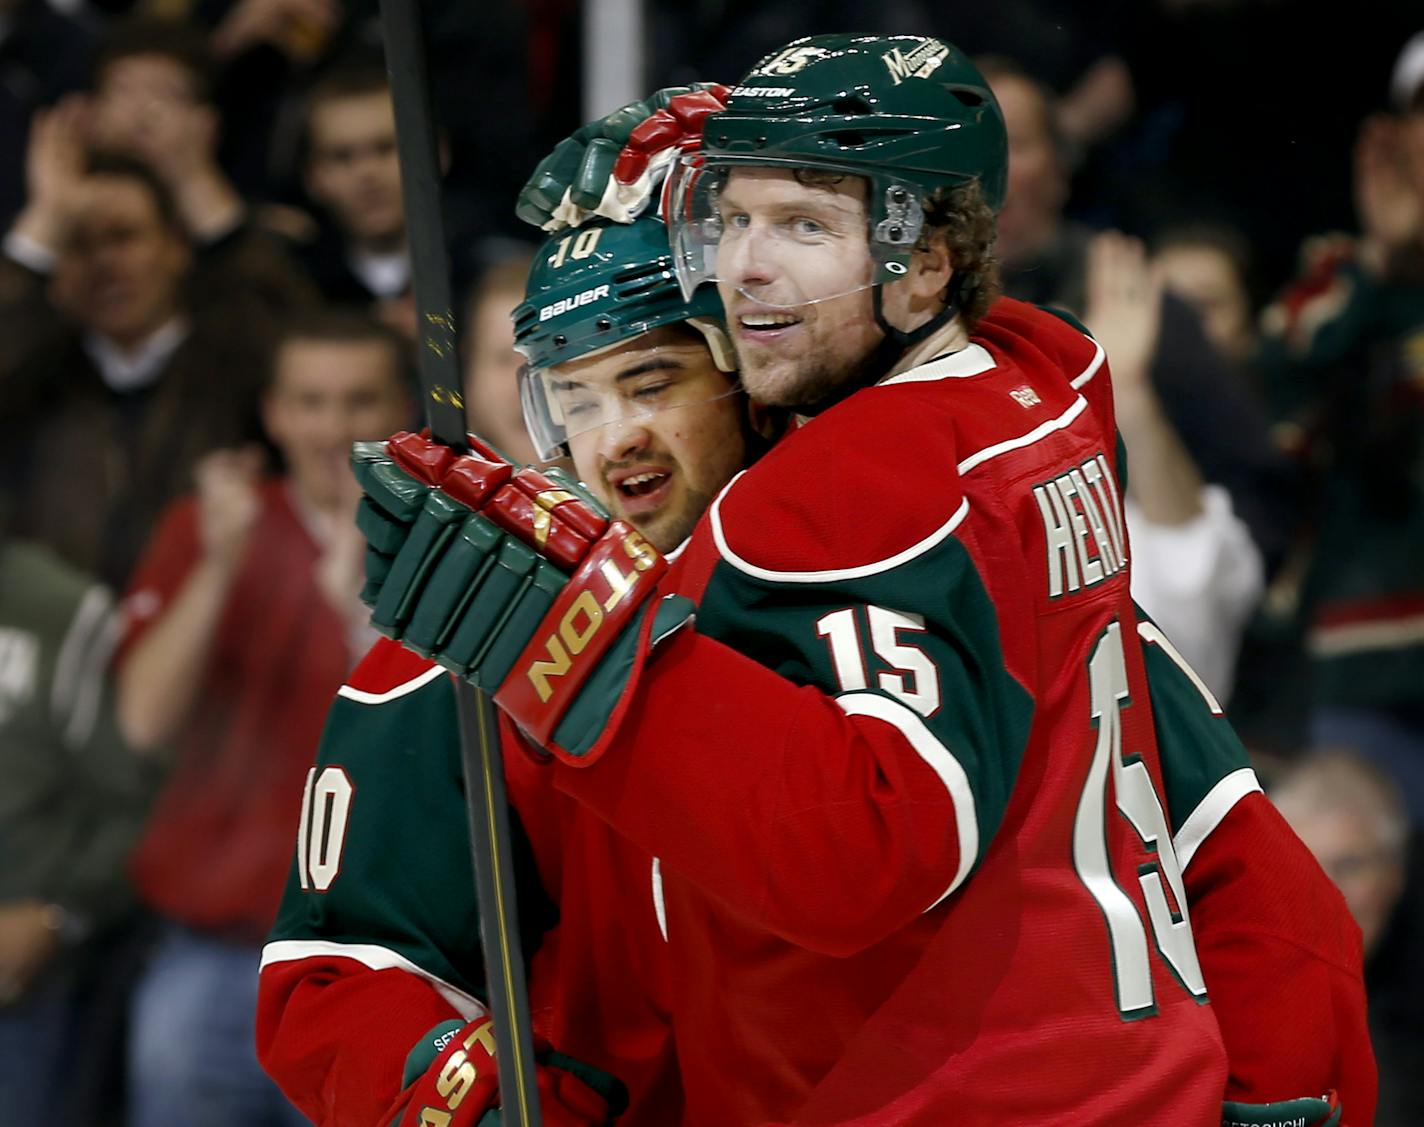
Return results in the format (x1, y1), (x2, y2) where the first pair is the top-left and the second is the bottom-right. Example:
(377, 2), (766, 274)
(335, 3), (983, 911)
(1137, 622), (1222, 715)
(259, 939), (489, 1019)
(1173, 768), (1262, 872)
(712, 491), (969, 584)
(337, 663), (447, 705)
(833, 691), (978, 910)
(879, 343), (996, 384)
(956, 395), (1089, 476)
(1070, 339), (1107, 388)
(651, 858), (668, 942)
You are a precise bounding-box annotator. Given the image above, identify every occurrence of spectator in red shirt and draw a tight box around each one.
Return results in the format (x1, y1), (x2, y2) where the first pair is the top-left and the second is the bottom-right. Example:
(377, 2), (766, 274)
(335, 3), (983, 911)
(115, 308), (413, 1127)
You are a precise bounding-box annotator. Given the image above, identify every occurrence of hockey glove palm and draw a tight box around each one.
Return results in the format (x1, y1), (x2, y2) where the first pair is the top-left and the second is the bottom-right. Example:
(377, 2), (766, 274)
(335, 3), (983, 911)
(515, 83), (730, 231)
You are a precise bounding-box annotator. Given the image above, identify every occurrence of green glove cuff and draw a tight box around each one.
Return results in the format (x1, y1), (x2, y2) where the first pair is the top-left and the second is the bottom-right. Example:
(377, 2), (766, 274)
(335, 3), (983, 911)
(550, 594), (696, 759)
(398, 1020), (466, 1093)
(540, 1050), (629, 1116)
(1221, 1096), (1341, 1127)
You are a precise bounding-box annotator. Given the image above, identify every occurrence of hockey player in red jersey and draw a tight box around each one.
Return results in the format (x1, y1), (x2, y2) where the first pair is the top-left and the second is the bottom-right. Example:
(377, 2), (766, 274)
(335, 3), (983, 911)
(262, 35), (1373, 1127)
(256, 215), (776, 1127)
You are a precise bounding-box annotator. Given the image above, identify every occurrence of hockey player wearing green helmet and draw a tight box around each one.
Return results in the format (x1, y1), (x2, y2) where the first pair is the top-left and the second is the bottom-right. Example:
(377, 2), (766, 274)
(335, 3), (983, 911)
(255, 215), (775, 1127)
(281, 35), (1369, 1127)
(501, 35), (1374, 1127)
(512, 215), (771, 551)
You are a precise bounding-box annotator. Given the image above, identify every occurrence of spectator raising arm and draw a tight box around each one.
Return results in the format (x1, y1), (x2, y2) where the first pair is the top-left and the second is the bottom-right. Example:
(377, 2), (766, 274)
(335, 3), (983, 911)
(1085, 231), (1264, 699)
(116, 446), (264, 754)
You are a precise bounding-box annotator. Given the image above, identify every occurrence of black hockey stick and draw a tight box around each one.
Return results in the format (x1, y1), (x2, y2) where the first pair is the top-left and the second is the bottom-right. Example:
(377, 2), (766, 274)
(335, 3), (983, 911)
(377, 1), (542, 1123)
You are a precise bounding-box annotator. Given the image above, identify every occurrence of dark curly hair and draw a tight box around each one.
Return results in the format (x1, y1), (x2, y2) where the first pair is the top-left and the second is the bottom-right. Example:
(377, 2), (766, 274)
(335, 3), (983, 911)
(922, 180), (1001, 331)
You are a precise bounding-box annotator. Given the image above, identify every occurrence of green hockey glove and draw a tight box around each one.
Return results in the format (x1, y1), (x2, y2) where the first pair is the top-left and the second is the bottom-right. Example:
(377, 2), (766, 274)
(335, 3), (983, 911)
(515, 83), (730, 231)
(352, 431), (691, 761)
(1222, 1091), (1343, 1127)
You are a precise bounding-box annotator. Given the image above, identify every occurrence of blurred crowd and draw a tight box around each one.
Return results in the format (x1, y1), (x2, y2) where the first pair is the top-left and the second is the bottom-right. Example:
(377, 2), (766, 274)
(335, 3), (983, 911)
(0, 0), (1421, 1124)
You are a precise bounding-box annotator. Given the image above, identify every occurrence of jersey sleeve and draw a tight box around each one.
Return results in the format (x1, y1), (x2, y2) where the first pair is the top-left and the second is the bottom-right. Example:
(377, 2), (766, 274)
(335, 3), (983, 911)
(1137, 615), (1376, 1122)
(553, 426), (1036, 959)
(1183, 794), (1376, 1123)
(256, 638), (553, 1126)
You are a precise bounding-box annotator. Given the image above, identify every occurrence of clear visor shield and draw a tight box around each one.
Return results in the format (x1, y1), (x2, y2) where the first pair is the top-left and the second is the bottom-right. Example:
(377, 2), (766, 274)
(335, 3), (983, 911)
(520, 343), (742, 461)
(665, 151), (926, 307)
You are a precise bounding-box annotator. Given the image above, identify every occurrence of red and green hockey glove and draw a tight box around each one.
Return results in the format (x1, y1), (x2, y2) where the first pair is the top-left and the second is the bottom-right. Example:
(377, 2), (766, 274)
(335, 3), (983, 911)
(1222, 1091), (1343, 1127)
(515, 83), (730, 231)
(389, 1017), (627, 1127)
(352, 431), (694, 761)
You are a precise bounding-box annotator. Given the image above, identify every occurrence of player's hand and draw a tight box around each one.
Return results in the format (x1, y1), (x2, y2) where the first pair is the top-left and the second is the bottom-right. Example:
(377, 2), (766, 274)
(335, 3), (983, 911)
(389, 1017), (627, 1127)
(1221, 1090), (1343, 1127)
(516, 83), (730, 231)
(352, 431), (687, 761)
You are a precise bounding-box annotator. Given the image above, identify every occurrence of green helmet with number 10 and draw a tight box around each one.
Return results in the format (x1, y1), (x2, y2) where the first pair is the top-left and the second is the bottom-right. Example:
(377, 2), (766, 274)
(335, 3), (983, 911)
(514, 215), (736, 459)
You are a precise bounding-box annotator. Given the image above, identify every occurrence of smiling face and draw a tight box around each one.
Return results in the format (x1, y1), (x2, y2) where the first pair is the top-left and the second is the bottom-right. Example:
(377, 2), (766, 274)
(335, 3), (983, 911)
(264, 336), (412, 511)
(713, 167), (889, 409)
(557, 326), (748, 552)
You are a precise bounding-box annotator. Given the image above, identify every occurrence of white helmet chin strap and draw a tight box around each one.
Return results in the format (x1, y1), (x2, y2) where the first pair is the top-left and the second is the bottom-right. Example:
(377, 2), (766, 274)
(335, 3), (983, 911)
(686, 317), (738, 372)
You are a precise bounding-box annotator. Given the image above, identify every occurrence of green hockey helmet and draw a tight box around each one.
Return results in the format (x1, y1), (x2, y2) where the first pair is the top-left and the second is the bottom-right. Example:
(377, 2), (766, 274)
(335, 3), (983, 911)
(667, 33), (1006, 301)
(513, 215), (738, 459)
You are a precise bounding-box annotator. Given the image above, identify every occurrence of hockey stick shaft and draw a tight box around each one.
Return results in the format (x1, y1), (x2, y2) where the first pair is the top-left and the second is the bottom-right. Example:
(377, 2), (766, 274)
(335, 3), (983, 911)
(377, 2), (542, 1123)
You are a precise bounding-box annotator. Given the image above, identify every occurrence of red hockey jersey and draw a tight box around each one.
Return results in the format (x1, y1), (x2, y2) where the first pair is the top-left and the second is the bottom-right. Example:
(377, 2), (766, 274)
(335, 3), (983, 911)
(551, 302), (1229, 1124)
(257, 300), (1372, 1126)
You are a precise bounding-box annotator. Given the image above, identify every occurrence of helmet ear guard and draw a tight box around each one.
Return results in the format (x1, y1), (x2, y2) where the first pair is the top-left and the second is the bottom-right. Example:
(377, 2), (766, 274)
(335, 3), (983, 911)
(686, 316), (737, 372)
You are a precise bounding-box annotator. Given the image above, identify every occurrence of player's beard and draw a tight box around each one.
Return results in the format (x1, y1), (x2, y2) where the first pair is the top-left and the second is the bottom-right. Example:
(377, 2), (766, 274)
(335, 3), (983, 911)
(636, 481), (714, 554)
(618, 481), (712, 555)
(737, 332), (888, 412)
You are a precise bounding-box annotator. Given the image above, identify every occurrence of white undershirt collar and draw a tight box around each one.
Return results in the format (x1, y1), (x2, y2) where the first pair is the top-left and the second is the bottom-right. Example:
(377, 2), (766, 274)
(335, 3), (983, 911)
(83, 317), (190, 393)
(348, 247), (411, 298)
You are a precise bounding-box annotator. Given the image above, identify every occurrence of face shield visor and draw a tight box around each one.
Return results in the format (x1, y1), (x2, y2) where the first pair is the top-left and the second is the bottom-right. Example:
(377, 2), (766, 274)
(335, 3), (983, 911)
(519, 332), (741, 462)
(664, 151), (927, 308)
